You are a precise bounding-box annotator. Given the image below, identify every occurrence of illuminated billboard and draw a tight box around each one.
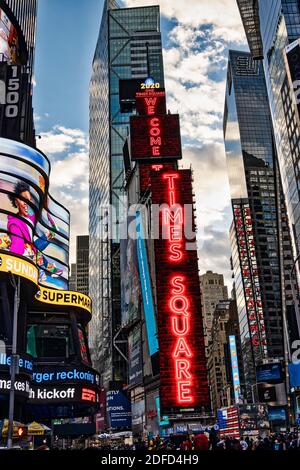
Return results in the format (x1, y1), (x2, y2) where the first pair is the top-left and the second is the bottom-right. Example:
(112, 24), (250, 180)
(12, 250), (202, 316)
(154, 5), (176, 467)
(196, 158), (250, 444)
(130, 114), (182, 161)
(136, 210), (158, 357)
(232, 202), (267, 363)
(151, 169), (209, 412)
(0, 7), (22, 64)
(229, 335), (241, 404)
(135, 89), (166, 116)
(0, 137), (70, 290)
(120, 215), (140, 327)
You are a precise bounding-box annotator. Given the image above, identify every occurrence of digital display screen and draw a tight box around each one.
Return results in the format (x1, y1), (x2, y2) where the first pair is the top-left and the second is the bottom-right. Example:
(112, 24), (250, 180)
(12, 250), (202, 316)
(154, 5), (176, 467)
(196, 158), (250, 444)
(0, 8), (21, 64)
(135, 89), (166, 116)
(0, 137), (70, 289)
(268, 407), (286, 422)
(130, 114), (182, 161)
(256, 363), (282, 383)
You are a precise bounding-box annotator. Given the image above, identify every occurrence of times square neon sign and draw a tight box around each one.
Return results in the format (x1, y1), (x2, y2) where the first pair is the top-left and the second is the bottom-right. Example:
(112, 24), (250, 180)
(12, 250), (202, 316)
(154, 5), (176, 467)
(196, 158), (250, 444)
(150, 169), (209, 411)
(233, 203), (268, 361)
(159, 173), (196, 405)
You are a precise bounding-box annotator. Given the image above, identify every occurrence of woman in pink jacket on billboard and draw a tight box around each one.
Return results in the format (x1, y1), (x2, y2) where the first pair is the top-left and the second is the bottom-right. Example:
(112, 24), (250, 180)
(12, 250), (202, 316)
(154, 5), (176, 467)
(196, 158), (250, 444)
(7, 180), (63, 280)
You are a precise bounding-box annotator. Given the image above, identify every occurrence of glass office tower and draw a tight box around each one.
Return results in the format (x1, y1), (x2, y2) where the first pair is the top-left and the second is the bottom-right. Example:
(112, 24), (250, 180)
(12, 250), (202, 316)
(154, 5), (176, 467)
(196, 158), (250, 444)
(237, 1), (300, 321)
(89, 0), (164, 386)
(224, 50), (298, 401)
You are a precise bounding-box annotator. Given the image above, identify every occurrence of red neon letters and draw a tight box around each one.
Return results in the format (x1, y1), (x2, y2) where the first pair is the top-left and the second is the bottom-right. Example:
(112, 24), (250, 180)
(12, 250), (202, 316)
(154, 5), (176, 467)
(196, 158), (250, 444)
(152, 169), (209, 412)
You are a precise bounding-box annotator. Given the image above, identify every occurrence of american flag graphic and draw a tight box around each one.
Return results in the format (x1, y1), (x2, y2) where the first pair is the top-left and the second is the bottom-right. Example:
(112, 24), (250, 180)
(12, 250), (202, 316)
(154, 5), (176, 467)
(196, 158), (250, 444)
(217, 406), (240, 439)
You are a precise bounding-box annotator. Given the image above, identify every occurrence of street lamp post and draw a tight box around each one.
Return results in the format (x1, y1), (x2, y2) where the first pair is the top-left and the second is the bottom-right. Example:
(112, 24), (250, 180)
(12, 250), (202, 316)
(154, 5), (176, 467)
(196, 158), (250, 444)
(7, 274), (20, 449)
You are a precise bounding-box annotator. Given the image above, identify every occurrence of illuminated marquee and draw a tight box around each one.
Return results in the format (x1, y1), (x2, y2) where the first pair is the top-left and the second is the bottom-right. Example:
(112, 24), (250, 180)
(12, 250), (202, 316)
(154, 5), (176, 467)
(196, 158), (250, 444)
(35, 286), (92, 314)
(130, 114), (182, 161)
(151, 169), (209, 412)
(233, 203), (267, 362)
(0, 252), (38, 284)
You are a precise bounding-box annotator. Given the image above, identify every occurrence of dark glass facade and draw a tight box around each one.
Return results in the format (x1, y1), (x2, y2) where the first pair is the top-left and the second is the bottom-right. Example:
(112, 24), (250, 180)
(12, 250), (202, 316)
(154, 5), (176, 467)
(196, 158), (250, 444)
(224, 50), (287, 400)
(238, 2), (300, 343)
(89, 0), (164, 386)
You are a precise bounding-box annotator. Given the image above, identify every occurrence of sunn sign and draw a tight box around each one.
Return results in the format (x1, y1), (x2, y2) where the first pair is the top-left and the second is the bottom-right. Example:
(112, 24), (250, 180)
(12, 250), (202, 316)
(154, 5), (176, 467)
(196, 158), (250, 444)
(151, 169), (209, 412)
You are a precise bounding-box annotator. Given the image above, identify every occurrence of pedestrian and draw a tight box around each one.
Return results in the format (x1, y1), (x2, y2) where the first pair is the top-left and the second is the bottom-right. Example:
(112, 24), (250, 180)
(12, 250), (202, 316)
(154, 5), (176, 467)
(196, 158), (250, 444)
(194, 432), (209, 451)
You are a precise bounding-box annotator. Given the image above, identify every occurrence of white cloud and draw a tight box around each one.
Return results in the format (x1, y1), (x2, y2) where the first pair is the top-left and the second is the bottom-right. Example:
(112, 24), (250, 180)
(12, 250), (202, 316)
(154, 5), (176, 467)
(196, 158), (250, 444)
(37, 125), (88, 156)
(36, 126), (89, 263)
(124, 0), (246, 44)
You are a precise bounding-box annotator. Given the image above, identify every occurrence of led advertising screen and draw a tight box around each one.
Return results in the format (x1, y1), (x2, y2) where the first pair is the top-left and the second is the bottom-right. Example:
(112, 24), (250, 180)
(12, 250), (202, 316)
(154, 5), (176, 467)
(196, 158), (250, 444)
(268, 406), (287, 422)
(0, 137), (70, 290)
(256, 363), (282, 384)
(135, 89), (166, 116)
(288, 362), (300, 390)
(229, 335), (241, 404)
(136, 211), (158, 357)
(130, 114), (182, 161)
(128, 325), (143, 386)
(151, 169), (209, 413)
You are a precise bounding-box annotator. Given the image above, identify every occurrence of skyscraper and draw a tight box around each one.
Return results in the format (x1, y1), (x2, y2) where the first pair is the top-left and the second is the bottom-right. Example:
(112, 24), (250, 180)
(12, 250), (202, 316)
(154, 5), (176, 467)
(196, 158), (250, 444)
(89, 1), (164, 385)
(237, 1), (300, 320)
(224, 50), (297, 402)
(76, 235), (89, 296)
(199, 271), (228, 353)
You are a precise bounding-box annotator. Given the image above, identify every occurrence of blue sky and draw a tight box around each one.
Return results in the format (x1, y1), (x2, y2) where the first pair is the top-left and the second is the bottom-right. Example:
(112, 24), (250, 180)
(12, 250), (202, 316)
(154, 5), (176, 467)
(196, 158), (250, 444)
(34, 0), (247, 287)
(34, 0), (103, 132)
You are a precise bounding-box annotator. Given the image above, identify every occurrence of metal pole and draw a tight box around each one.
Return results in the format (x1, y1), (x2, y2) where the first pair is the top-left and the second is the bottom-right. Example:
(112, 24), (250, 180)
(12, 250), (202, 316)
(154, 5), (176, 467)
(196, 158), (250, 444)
(7, 275), (20, 449)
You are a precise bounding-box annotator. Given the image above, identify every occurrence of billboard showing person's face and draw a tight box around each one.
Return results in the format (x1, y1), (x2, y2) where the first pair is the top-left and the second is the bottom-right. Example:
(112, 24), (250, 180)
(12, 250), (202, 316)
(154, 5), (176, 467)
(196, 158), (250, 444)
(0, 137), (70, 289)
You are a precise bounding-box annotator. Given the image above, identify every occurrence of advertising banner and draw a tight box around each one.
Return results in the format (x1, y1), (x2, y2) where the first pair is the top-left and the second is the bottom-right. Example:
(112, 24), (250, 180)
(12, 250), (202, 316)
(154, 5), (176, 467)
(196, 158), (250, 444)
(256, 363), (282, 384)
(0, 137), (70, 289)
(151, 170), (209, 412)
(106, 390), (132, 430)
(120, 215), (140, 327)
(136, 211), (158, 356)
(289, 362), (300, 390)
(28, 383), (100, 404)
(239, 404), (269, 431)
(135, 89), (166, 116)
(128, 325), (143, 386)
(132, 399), (145, 431)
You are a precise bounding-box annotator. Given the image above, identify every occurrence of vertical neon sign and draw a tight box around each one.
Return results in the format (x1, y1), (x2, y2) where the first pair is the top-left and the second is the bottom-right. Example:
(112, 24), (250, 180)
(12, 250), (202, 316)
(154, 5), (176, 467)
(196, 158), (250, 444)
(151, 169), (209, 412)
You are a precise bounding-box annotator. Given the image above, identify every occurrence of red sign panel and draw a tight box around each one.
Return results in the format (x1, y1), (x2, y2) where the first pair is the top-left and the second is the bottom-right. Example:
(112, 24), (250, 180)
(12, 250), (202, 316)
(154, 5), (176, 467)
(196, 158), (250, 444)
(151, 169), (209, 412)
(130, 114), (182, 161)
(135, 89), (167, 116)
(233, 202), (268, 363)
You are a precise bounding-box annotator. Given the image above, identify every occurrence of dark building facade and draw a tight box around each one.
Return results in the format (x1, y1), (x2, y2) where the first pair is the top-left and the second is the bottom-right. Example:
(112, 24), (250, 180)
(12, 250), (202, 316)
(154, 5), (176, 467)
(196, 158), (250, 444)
(224, 50), (297, 403)
(0, 0), (37, 146)
(76, 235), (89, 296)
(89, 0), (164, 387)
